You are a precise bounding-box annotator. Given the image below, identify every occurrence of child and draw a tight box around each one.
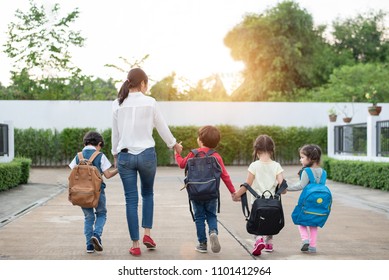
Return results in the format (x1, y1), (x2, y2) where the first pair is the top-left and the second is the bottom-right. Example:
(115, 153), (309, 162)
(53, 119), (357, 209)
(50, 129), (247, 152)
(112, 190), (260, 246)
(287, 144), (324, 254)
(69, 131), (118, 253)
(175, 125), (236, 253)
(233, 134), (285, 256)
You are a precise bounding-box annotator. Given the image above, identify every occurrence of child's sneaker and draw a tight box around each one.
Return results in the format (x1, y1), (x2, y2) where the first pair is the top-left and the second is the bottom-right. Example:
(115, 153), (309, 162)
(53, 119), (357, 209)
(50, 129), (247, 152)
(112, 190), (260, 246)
(252, 238), (265, 256)
(91, 233), (103, 251)
(308, 246), (317, 253)
(301, 240), (309, 252)
(264, 244), (273, 252)
(209, 231), (221, 253)
(86, 244), (95, 253)
(195, 242), (207, 253)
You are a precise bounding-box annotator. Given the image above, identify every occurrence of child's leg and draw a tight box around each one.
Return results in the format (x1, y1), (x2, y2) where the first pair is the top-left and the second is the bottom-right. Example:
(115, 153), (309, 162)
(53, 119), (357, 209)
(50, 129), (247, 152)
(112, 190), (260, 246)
(308, 226), (318, 248)
(82, 207), (95, 246)
(204, 198), (220, 253)
(204, 198), (218, 234)
(298, 225), (310, 251)
(264, 235), (273, 245)
(298, 225), (309, 242)
(192, 201), (207, 243)
(94, 190), (107, 237)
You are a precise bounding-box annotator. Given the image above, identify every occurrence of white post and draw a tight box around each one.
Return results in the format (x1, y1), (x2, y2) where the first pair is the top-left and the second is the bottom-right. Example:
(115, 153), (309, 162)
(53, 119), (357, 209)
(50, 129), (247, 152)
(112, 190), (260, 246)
(0, 121), (14, 163)
(327, 122), (335, 157)
(367, 115), (378, 158)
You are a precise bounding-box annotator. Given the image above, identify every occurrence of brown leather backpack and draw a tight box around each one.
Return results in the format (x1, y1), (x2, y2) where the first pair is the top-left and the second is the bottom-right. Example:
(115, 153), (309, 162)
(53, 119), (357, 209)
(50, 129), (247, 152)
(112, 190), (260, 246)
(68, 151), (103, 208)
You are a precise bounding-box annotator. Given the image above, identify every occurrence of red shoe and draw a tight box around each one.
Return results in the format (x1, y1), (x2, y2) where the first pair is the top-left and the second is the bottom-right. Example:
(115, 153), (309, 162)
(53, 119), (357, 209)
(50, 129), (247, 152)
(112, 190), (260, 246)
(252, 238), (265, 256)
(143, 235), (156, 249)
(129, 247), (141, 256)
(264, 244), (273, 252)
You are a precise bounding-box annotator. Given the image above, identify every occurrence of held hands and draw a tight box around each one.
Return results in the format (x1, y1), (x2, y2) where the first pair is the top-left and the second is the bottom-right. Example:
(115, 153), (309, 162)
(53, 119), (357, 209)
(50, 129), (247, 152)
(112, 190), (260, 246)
(231, 192), (241, 202)
(174, 141), (183, 154)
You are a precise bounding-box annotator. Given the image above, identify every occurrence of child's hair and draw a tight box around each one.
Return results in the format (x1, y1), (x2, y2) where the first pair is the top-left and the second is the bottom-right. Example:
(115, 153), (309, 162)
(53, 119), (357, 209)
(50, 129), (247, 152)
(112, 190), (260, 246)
(198, 125), (220, 149)
(253, 134), (275, 161)
(83, 131), (104, 148)
(299, 144), (322, 166)
(118, 68), (149, 105)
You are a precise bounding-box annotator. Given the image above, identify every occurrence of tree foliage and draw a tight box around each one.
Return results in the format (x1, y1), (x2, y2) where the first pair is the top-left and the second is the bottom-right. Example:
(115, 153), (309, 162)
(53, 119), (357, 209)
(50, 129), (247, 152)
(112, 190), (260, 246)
(224, 1), (337, 101)
(1, 70), (117, 100)
(2, 0), (389, 102)
(332, 10), (389, 63)
(149, 72), (179, 101)
(4, 0), (85, 79)
(309, 63), (389, 103)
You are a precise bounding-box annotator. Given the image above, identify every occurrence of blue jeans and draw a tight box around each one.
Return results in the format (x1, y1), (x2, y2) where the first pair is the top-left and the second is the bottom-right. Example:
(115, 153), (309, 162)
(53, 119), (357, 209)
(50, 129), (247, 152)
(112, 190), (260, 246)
(118, 147), (157, 241)
(192, 198), (218, 243)
(82, 187), (107, 246)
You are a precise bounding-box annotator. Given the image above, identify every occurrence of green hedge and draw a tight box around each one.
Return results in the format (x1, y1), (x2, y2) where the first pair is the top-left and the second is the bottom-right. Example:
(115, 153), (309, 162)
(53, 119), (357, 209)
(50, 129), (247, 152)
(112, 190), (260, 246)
(322, 157), (389, 191)
(14, 125), (327, 167)
(0, 158), (31, 191)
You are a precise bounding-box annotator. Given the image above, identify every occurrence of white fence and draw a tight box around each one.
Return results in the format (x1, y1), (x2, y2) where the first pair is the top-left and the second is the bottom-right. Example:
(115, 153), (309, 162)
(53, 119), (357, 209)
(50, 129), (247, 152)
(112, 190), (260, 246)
(1, 100), (389, 163)
(1, 100), (388, 131)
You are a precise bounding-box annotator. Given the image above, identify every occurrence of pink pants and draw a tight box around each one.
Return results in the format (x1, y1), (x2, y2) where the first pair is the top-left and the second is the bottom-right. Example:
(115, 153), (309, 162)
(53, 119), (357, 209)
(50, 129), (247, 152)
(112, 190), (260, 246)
(298, 225), (318, 247)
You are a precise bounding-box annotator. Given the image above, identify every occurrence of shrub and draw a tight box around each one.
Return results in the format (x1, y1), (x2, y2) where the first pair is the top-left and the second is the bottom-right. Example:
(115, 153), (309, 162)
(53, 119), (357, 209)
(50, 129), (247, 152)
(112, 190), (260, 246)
(0, 157), (31, 191)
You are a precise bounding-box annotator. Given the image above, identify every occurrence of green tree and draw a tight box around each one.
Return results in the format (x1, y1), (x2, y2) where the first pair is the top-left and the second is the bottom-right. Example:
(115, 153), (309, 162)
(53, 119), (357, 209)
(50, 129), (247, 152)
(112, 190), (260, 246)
(332, 10), (389, 63)
(4, 0), (85, 80)
(224, 0), (338, 101)
(184, 74), (229, 101)
(309, 63), (389, 102)
(149, 72), (179, 101)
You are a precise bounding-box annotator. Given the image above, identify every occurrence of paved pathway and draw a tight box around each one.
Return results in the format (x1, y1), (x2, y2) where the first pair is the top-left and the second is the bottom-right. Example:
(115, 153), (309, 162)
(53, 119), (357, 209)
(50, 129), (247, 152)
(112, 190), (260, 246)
(1, 165), (389, 260)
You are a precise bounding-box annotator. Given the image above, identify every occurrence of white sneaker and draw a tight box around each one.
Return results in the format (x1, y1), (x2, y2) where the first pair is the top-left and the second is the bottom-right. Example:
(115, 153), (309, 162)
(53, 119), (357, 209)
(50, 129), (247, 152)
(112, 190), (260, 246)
(210, 231), (221, 253)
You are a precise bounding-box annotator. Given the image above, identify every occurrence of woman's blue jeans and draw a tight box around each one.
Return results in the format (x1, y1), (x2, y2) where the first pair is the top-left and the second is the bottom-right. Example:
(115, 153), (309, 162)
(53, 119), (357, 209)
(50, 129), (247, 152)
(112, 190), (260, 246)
(118, 147), (157, 241)
(82, 187), (107, 246)
(192, 198), (218, 243)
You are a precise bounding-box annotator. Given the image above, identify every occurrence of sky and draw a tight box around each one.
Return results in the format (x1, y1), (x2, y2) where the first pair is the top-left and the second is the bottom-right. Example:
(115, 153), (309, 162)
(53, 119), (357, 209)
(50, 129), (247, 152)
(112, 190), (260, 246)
(1, 0), (389, 93)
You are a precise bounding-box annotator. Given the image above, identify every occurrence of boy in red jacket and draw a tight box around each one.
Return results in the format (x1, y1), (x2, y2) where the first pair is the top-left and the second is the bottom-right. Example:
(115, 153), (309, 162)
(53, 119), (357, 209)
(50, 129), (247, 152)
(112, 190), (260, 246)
(175, 125), (236, 254)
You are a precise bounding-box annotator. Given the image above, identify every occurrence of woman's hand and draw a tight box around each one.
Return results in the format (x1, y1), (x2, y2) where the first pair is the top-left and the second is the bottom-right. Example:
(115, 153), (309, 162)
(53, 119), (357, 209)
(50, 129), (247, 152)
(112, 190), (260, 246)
(174, 142), (183, 154)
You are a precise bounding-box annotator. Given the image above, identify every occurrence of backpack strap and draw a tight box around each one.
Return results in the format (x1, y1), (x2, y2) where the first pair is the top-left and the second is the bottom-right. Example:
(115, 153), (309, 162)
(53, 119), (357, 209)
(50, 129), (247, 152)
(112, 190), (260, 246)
(88, 150), (101, 163)
(189, 199), (195, 222)
(274, 179), (288, 198)
(320, 170), (327, 184)
(240, 182), (259, 221)
(240, 180), (287, 221)
(77, 152), (84, 162)
(304, 167), (326, 184)
(304, 167), (316, 184)
(77, 150), (100, 164)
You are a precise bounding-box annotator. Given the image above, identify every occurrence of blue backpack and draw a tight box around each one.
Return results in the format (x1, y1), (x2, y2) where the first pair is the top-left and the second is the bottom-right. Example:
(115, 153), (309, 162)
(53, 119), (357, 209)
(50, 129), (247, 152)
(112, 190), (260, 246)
(291, 167), (332, 227)
(183, 149), (222, 220)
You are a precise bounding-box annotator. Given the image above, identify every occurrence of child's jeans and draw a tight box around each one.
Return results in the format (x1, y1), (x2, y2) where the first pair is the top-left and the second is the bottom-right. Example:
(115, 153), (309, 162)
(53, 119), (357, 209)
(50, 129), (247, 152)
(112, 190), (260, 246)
(82, 188), (107, 246)
(191, 198), (218, 243)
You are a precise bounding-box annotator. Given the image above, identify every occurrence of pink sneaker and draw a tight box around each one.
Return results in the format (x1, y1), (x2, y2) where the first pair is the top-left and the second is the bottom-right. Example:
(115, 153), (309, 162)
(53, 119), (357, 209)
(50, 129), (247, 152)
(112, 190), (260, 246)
(252, 238), (265, 256)
(264, 244), (273, 252)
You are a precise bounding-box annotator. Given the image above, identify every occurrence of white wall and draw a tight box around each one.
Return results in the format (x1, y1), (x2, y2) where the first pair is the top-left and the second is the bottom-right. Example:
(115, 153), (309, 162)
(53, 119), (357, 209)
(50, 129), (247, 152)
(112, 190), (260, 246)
(0, 100), (388, 131)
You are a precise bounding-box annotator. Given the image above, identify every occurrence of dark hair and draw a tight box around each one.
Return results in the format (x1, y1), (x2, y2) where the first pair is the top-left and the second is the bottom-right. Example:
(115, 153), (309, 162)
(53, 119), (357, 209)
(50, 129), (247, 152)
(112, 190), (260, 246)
(198, 125), (220, 149)
(118, 68), (149, 105)
(299, 144), (322, 166)
(83, 131), (104, 148)
(253, 134), (275, 161)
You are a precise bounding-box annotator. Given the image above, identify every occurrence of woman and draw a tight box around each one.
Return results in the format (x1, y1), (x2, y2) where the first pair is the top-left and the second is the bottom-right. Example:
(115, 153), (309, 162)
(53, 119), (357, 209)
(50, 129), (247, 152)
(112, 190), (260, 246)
(111, 68), (182, 256)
